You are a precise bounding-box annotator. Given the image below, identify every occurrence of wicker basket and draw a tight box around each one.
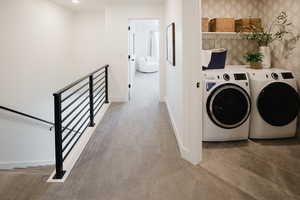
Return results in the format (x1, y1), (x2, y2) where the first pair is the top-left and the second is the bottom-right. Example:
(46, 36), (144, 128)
(209, 18), (235, 32)
(235, 18), (263, 32)
(250, 62), (262, 69)
(202, 18), (209, 32)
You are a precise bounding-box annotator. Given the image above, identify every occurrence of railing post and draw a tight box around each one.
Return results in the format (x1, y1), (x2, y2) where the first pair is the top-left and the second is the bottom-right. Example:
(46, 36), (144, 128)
(105, 65), (109, 104)
(89, 75), (95, 127)
(53, 93), (65, 179)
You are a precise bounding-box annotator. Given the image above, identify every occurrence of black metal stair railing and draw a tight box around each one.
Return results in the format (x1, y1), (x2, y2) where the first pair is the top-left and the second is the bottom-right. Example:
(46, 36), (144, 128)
(53, 65), (109, 179)
(0, 106), (54, 127)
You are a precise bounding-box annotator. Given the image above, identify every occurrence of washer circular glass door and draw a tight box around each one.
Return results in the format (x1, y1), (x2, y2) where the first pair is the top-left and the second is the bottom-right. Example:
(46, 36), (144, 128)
(207, 84), (251, 129)
(257, 82), (300, 126)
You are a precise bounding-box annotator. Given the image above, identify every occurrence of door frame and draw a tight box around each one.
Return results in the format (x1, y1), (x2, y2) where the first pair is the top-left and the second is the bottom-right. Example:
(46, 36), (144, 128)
(128, 23), (136, 100)
(127, 18), (163, 102)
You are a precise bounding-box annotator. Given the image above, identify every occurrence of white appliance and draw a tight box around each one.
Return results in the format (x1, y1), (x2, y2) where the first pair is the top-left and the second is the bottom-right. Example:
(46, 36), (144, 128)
(203, 70), (252, 141)
(247, 69), (300, 139)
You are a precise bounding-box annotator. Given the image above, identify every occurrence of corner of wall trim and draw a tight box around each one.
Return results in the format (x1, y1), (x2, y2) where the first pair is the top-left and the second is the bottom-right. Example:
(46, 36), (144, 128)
(165, 100), (190, 160)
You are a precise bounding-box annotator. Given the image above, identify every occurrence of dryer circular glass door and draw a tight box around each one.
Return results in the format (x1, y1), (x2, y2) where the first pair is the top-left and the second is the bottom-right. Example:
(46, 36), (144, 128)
(257, 82), (300, 126)
(207, 83), (251, 129)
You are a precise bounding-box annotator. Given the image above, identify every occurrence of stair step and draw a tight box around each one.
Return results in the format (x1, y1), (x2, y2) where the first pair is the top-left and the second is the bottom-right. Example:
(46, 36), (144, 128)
(0, 165), (53, 175)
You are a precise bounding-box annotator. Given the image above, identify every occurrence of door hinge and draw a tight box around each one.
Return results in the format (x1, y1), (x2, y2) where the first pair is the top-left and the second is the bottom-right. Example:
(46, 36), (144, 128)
(128, 55), (131, 60)
(129, 84), (131, 89)
(196, 82), (200, 88)
(128, 26), (131, 31)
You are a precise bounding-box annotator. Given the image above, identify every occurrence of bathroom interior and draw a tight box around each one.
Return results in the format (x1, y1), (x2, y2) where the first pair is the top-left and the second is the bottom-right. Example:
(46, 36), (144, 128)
(200, 0), (300, 197)
(128, 19), (160, 81)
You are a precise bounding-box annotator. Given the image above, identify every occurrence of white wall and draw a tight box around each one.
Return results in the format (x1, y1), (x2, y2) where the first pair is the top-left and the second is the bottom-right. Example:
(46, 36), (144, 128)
(165, 0), (202, 164)
(165, 0), (184, 155)
(73, 11), (108, 75)
(104, 4), (165, 102)
(182, 0), (202, 164)
(0, 0), (76, 168)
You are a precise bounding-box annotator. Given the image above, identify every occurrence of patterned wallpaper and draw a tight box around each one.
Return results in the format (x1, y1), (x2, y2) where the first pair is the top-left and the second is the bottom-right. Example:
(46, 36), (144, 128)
(258, 0), (300, 82)
(202, 0), (259, 19)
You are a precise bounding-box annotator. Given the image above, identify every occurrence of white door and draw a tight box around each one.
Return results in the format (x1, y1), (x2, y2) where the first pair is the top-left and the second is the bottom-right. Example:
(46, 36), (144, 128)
(128, 25), (136, 100)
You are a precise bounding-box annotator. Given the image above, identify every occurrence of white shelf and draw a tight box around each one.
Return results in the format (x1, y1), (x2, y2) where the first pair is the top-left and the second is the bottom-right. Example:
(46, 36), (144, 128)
(202, 32), (250, 40)
(202, 32), (237, 34)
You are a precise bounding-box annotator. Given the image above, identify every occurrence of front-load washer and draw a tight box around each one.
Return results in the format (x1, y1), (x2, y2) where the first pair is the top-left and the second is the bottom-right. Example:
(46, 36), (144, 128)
(247, 69), (300, 139)
(203, 70), (251, 141)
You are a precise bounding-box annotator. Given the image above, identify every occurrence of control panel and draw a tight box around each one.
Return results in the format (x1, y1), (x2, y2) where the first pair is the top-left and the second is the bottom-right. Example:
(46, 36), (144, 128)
(203, 71), (248, 82)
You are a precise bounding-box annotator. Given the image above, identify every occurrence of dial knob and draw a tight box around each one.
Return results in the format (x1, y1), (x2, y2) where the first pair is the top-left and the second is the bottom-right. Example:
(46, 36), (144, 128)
(271, 73), (279, 80)
(223, 73), (230, 81)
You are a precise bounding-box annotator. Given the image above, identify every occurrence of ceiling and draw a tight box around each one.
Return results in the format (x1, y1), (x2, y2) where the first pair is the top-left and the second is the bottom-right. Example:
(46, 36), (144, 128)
(50, 0), (165, 11)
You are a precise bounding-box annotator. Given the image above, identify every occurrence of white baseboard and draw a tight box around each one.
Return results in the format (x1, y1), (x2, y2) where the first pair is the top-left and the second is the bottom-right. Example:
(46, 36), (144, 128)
(110, 96), (128, 102)
(165, 100), (190, 160)
(0, 160), (54, 169)
(48, 103), (111, 183)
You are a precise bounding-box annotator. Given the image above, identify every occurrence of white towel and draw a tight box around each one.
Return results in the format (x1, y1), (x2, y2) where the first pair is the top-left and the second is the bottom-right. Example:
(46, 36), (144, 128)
(201, 50), (212, 67)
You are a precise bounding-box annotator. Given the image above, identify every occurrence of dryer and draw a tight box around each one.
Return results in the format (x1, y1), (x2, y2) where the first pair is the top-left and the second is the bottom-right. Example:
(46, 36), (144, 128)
(203, 70), (251, 141)
(247, 69), (300, 139)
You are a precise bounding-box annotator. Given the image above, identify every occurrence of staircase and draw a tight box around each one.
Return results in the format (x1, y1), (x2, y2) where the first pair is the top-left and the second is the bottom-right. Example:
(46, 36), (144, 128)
(0, 65), (110, 182)
(0, 165), (53, 198)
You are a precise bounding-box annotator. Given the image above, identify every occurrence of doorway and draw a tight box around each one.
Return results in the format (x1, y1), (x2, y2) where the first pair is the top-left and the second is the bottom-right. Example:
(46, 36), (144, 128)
(128, 19), (160, 101)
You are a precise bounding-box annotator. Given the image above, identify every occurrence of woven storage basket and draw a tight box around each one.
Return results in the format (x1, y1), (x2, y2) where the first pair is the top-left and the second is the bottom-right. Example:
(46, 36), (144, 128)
(250, 62), (263, 69)
(202, 18), (209, 32)
(235, 18), (263, 32)
(209, 18), (235, 32)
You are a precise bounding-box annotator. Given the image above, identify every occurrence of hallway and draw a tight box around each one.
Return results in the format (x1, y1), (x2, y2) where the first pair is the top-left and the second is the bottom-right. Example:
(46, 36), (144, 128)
(1, 72), (300, 200)
(0, 71), (191, 200)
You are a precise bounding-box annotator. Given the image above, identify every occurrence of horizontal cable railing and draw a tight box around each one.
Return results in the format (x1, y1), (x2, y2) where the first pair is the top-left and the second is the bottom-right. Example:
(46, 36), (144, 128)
(53, 65), (109, 179)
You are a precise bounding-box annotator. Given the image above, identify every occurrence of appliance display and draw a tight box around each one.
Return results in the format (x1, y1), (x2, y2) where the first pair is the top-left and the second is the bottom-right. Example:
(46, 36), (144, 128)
(203, 70), (251, 141)
(247, 69), (300, 139)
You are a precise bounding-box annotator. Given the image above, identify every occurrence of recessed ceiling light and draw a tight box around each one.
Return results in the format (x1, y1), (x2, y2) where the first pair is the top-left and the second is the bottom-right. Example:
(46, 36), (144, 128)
(72, 0), (80, 4)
